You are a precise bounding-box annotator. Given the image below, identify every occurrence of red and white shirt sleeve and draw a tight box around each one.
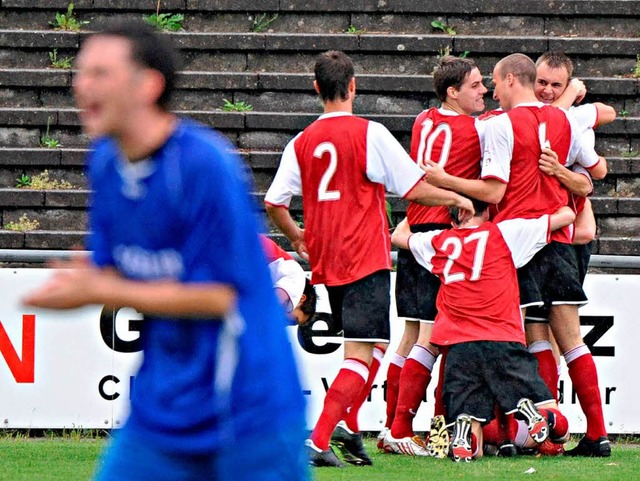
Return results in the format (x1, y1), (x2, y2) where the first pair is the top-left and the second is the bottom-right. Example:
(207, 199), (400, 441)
(480, 113), (513, 183)
(406, 229), (445, 273)
(497, 215), (551, 268)
(569, 104), (598, 133)
(365, 121), (426, 197)
(264, 133), (303, 208)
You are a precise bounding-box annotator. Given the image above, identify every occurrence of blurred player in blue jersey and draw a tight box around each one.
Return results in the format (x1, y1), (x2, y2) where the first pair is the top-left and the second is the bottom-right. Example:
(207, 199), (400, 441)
(23, 20), (309, 481)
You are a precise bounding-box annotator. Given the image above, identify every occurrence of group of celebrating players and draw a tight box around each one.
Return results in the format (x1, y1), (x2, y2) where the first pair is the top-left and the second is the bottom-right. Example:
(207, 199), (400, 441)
(265, 49), (614, 467)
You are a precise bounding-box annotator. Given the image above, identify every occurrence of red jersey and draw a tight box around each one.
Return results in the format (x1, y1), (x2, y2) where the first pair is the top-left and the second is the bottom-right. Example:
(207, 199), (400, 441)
(261, 235), (293, 262)
(265, 112), (425, 286)
(482, 104), (573, 243)
(407, 108), (483, 225)
(408, 216), (551, 346)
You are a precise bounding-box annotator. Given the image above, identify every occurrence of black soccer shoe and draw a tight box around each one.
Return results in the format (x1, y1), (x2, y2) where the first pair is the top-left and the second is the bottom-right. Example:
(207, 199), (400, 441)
(330, 422), (373, 466)
(564, 436), (611, 457)
(497, 441), (517, 457)
(305, 440), (345, 467)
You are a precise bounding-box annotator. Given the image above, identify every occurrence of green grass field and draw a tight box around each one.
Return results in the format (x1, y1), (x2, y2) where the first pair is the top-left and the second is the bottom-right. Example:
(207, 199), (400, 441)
(0, 436), (637, 481)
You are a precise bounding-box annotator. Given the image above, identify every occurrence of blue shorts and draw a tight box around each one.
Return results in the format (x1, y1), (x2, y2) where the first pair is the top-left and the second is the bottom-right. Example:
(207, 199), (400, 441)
(94, 419), (310, 481)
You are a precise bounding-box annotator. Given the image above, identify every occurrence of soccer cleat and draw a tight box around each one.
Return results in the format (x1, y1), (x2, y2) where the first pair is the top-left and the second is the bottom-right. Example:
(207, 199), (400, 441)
(305, 439), (345, 468)
(450, 414), (473, 462)
(497, 441), (517, 457)
(383, 432), (430, 456)
(330, 421), (373, 465)
(537, 439), (565, 456)
(564, 436), (611, 457)
(516, 398), (549, 444)
(377, 427), (389, 451)
(427, 415), (451, 459)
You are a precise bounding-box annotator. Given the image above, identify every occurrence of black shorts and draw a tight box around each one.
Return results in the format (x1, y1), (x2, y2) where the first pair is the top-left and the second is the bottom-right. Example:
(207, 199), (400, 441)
(574, 241), (593, 285)
(443, 341), (554, 423)
(326, 269), (391, 343)
(518, 242), (587, 309)
(395, 223), (449, 322)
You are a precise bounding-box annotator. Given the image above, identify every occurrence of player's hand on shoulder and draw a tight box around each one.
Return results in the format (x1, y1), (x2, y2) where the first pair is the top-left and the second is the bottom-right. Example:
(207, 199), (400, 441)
(569, 78), (587, 104)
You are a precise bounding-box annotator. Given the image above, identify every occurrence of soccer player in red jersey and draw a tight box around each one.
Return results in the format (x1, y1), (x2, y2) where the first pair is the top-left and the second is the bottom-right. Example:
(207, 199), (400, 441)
(381, 56), (488, 457)
(264, 50), (473, 468)
(392, 200), (574, 462)
(527, 50), (614, 416)
(425, 53), (611, 457)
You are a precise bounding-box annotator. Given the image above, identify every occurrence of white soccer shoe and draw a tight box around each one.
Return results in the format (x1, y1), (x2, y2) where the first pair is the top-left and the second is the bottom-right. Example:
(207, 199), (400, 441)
(383, 431), (430, 456)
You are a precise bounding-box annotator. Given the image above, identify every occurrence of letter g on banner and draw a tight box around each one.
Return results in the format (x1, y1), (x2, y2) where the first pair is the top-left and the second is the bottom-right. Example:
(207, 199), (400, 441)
(100, 307), (143, 353)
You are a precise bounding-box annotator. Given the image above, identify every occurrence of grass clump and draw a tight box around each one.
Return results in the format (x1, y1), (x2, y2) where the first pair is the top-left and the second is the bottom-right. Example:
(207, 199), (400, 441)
(50, 3), (89, 31)
(5, 214), (39, 232)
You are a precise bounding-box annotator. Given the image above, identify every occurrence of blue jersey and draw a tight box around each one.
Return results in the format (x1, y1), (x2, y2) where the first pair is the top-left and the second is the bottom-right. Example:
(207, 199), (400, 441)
(87, 118), (305, 454)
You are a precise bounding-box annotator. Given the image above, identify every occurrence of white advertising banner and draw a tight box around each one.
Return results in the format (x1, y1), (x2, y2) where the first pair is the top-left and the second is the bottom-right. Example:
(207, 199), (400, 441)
(0, 269), (636, 433)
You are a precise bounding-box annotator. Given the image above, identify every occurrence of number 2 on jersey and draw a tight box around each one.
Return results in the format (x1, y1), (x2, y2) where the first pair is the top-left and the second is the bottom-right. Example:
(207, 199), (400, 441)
(441, 231), (489, 284)
(314, 142), (341, 201)
(416, 119), (453, 171)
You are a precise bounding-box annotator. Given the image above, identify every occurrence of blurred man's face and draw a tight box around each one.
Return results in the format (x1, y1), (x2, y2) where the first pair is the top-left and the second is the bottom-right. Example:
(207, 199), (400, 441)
(454, 67), (488, 115)
(73, 36), (144, 138)
(535, 62), (570, 104)
(491, 65), (511, 110)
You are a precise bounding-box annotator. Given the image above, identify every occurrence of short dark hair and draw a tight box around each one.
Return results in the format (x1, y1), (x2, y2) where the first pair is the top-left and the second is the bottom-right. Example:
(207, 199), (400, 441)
(497, 53), (536, 88)
(314, 50), (354, 102)
(299, 278), (317, 324)
(449, 197), (489, 225)
(95, 20), (180, 109)
(434, 56), (478, 103)
(535, 51), (574, 79)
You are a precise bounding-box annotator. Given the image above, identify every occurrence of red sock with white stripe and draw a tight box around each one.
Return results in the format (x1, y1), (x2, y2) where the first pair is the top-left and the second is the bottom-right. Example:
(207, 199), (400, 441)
(390, 345), (436, 438)
(384, 352), (405, 429)
(310, 358), (369, 451)
(565, 345), (607, 440)
(345, 346), (385, 433)
(529, 341), (559, 400)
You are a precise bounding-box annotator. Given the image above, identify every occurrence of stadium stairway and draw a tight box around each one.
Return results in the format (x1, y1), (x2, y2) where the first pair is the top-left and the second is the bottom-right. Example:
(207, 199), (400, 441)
(0, 0), (639, 255)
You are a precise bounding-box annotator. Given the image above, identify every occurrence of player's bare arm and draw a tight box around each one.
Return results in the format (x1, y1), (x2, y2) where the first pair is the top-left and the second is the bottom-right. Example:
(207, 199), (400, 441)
(404, 178), (475, 214)
(592, 102), (617, 126)
(265, 203), (309, 260)
(549, 206), (577, 231)
(390, 217), (412, 250)
(538, 147), (593, 197)
(423, 159), (506, 204)
(553, 78), (586, 108)
(573, 199), (597, 245)
(22, 255), (236, 318)
(588, 156), (608, 180)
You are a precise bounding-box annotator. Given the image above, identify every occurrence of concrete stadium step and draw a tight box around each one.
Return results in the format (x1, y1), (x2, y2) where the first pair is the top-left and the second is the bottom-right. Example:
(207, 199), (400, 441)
(1, 0), (638, 37)
(1, 29), (639, 77)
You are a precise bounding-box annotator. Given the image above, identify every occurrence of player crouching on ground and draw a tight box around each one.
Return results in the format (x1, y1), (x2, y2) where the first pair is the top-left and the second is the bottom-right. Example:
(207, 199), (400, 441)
(391, 198), (573, 462)
(261, 235), (317, 326)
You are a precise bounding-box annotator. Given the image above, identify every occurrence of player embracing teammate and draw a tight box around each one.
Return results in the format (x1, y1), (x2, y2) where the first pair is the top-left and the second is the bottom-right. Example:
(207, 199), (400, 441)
(267, 50), (611, 468)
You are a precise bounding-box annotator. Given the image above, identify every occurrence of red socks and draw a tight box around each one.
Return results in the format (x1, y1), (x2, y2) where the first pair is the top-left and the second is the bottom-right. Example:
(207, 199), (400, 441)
(310, 358), (368, 450)
(531, 345), (559, 400)
(384, 352), (405, 429)
(565, 346), (607, 440)
(345, 346), (384, 433)
(390, 345), (436, 438)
